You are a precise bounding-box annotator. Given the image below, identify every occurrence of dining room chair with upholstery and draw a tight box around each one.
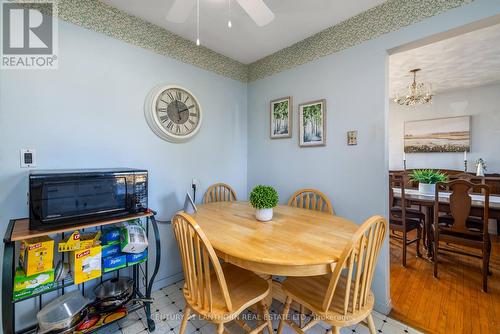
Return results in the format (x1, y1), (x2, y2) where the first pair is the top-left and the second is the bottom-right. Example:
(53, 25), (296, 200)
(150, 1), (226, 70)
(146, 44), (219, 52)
(389, 173), (423, 267)
(172, 212), (273, 334)
(277, 216), (387, 334)
(203, 183), (237, 204)
(288, 188), (334, 215)
(433, 180), (491, 292)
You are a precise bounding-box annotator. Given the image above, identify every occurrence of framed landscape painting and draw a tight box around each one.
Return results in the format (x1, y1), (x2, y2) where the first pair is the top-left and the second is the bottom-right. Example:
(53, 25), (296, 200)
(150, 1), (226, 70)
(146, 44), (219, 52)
(299, 99), (326, 147)
(404, 116), (471, 153)
(270, 97), (292, 139)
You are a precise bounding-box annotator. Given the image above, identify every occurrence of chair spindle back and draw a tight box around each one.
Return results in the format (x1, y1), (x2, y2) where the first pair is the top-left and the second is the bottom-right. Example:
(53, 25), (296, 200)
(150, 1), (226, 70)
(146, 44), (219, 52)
(203, 183), (237, 204)
(288, 189), (334, 215)
(172, 212), (233, 312)
(322, 216), (387, 315)
(389, 172), (409, 221)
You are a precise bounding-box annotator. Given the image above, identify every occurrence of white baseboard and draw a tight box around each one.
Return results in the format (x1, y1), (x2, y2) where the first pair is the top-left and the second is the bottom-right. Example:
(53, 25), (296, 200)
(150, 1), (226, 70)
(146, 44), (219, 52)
(374, 298), (392, 315)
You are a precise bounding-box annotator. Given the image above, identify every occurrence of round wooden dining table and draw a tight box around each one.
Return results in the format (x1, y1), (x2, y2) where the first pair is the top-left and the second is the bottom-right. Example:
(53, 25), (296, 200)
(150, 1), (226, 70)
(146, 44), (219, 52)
(192, 201), (359, 277)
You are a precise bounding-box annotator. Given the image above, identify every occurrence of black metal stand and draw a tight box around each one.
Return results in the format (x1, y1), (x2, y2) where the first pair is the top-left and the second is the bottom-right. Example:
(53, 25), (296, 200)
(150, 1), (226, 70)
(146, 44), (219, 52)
(2, 211), (161, 334)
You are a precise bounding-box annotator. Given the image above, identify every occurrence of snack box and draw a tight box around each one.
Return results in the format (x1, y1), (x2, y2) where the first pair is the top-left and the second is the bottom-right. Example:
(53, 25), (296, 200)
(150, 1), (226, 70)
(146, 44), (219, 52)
(126, 250), (147, 266)
(13, 267), (55, 300)
(19, 236), (54, 276)
(102, 254), (127, 273)
(101, 243), (121, 258)
(102, 228), (120, 245)
(70, 245), (101, 284)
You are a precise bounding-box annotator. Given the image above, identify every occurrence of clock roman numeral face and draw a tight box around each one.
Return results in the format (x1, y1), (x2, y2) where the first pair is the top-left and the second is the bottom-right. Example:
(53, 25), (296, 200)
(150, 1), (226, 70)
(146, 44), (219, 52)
(155, 88), (200, 137)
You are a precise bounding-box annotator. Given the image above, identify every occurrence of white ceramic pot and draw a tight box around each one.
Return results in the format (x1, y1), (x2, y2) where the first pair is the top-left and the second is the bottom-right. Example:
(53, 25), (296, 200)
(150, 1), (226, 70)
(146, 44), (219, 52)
(255, 208), (273, 222)
(418, 183), (435, 195)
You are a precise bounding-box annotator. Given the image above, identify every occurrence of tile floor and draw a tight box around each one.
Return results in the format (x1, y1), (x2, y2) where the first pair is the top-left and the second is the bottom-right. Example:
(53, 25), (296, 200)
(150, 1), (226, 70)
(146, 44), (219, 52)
(98, 280), (422, 334)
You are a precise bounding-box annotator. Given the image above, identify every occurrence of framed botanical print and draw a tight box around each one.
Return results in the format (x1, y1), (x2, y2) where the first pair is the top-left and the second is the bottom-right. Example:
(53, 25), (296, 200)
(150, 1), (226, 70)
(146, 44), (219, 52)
(270, 97), (292, 139)
(299, 99), (326, 147)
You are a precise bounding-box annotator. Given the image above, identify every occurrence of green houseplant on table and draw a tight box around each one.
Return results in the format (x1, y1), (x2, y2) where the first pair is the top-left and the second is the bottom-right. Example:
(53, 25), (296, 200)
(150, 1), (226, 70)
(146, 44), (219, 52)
(249, 185), (279, 222)
(410, 169), (448, 195)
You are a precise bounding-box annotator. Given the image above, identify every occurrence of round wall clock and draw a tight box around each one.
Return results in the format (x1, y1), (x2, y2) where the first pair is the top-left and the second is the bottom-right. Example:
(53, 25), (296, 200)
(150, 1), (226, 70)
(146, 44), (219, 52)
(144, 85), (202, 143)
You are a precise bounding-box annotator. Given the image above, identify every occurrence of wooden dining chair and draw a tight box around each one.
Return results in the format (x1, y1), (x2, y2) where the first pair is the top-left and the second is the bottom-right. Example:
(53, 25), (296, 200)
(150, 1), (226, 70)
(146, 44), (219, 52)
(203, 183), (237, 204)
(433, 180), (491, 292)
(277, 216), (387, 334)
(389, 173), (423, 266)
(288, 188), (334, 215)
(287, 188), (334, 325)
(171, 212), (273, 334)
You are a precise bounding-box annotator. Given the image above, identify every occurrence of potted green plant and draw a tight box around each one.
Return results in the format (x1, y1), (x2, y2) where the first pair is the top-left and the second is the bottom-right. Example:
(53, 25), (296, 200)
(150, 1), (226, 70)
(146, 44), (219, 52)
(249, 185), (279, 222)
(410, 169), (448, 195)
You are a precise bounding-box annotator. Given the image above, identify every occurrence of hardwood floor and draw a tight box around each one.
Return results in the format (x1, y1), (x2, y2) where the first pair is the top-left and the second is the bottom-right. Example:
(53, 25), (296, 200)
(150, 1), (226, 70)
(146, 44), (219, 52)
(389, 232), (500, 334)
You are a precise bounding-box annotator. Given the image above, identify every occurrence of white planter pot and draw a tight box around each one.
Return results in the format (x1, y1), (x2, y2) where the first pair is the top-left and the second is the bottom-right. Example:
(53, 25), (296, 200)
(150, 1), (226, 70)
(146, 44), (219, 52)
(418, 183), (435, 195)
(255, 208), (273, 222)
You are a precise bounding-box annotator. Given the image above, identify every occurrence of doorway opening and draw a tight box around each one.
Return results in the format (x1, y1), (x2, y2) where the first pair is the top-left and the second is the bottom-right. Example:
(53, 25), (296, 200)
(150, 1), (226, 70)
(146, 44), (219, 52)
(386, 17), (500, 333)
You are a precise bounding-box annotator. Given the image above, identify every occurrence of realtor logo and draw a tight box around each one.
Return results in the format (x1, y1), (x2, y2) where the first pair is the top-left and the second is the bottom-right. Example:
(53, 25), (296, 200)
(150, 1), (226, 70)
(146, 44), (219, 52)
(1, 0), (58, 69)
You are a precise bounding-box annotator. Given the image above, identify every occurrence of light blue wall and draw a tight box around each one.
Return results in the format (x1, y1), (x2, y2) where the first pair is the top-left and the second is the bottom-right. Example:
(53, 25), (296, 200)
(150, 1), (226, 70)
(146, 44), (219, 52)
(247, 0), (500, 313)
(0, 21), (247, 329)
(389, 83), (500, 173)
(2, 0), (500, 330)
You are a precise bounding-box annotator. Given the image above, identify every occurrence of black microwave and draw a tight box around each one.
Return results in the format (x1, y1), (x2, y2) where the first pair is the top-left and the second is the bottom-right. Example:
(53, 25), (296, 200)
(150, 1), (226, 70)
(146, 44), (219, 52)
(29, 168), (148, 230)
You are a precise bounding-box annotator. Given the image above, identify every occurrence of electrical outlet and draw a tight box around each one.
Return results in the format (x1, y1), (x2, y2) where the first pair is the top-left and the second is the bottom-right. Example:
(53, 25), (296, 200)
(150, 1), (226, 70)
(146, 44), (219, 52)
(192, 177), (199, 186)
(20, 149), (36, 168)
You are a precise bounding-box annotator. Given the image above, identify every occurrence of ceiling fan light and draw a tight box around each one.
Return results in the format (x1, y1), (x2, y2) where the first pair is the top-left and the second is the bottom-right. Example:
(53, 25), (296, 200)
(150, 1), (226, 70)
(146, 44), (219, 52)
(228, 20), (232, 28)
(196, 38), (200, 46)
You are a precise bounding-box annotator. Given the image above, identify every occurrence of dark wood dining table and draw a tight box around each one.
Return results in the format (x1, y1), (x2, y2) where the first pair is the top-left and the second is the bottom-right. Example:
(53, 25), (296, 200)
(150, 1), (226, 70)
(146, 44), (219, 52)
(392, 188), (500, 258)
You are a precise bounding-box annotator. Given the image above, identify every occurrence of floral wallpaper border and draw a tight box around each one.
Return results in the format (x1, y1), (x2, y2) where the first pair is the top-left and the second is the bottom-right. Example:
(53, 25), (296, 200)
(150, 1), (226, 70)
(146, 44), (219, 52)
(55, 0), (248, 82)
(41, 0), (473, 83)
(247, 0), (474, 82)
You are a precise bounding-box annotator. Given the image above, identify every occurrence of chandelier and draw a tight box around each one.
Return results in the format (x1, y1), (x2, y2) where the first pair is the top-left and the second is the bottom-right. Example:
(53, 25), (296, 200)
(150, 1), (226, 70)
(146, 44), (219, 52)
(393, 69), (433, 106)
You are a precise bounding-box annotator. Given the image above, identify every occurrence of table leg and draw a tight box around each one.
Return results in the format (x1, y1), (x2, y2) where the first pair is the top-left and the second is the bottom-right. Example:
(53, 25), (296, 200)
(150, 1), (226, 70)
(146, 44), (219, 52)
(255, 273), (273, 306)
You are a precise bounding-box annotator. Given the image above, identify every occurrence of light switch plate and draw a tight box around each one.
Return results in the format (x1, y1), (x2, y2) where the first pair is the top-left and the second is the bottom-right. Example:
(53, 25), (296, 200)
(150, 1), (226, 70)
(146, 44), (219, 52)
(20, 149), (36, 168)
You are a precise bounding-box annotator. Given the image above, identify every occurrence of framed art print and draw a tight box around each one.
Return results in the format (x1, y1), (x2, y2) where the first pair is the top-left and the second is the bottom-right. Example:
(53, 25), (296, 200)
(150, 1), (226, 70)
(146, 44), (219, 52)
(404, 116), (470, 153)
(299, 99), (326, 147)
(270, 97), (292, 139)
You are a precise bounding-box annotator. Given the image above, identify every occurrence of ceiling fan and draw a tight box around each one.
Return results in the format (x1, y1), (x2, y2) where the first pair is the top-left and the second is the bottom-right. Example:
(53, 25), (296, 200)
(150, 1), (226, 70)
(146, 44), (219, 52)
(166, 0), (275, 27)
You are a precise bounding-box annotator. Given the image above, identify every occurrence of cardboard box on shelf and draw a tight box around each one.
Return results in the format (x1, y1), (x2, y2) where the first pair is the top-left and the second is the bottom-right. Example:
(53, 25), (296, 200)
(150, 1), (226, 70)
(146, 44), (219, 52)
(102, 228), (120, 245)
(126, 249), (147, 266)
(70, 245), (102, 284)
(101, 243), (120, 258)
(102, 254), (127, 273)
(58, 231), (101, 252)
(13, 267), (55, 300)
(19, 236), (54, 276)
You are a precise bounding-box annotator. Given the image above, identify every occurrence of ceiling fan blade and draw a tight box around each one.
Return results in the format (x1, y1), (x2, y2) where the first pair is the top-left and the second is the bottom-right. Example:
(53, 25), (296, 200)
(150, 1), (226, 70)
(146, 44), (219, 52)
(166, 0), (195, 23)
(236, 0), (275, 27)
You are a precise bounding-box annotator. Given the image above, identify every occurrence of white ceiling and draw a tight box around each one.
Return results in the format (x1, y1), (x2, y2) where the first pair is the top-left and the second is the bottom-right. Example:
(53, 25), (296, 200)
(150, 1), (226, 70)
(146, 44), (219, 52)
(102, 0), (385, 64)
(390, 23), (500, 96)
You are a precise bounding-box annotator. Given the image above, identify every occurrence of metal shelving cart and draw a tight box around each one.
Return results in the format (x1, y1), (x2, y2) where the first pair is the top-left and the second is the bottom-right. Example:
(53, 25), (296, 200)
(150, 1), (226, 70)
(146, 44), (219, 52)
(2, 210), (161, 334)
